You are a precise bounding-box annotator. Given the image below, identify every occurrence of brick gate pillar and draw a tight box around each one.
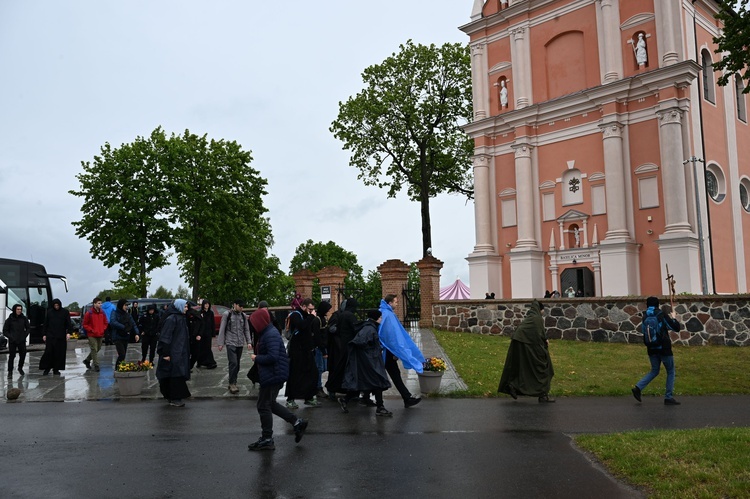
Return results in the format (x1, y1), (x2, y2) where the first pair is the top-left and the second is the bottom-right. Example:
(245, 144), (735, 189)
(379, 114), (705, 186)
(291, 269), (315, 302)
(377, 259), (410, 322)
(315, 266), (348, 311)
(417, 255), (443, 328)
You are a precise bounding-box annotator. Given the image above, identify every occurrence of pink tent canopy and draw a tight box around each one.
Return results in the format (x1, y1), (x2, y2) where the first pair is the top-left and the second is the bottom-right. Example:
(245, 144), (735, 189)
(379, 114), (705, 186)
(439, 278), (471, 300)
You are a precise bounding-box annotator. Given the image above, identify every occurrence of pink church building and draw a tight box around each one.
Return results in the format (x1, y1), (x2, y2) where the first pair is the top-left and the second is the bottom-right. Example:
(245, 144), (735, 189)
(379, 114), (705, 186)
(462, 0), (750, 299)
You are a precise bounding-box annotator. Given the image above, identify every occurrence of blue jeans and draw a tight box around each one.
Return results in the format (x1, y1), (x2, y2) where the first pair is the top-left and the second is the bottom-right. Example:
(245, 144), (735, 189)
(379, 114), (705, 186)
(636, 354), (675, 399)
(314, 348), (327, 389)
(226, 346), (243, 384)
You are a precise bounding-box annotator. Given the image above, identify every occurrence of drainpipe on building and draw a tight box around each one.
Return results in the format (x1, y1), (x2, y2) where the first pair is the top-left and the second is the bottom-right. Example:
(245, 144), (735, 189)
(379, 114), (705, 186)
(691, 0), (717, 294)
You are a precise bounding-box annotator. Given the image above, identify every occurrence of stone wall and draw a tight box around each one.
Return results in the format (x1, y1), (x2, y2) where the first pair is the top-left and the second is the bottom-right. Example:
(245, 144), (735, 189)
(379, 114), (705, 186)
(432, 296), (750, 347)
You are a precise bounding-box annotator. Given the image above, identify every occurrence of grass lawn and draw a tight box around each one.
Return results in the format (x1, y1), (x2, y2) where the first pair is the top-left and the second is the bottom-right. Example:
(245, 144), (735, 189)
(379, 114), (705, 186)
(575, 428), (750, 498)
(433, 330), (750, 397)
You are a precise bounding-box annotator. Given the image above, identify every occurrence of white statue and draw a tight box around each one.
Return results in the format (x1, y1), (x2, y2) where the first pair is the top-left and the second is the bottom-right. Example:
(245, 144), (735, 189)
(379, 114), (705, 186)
(572, 227), (580, 247)
(634, 33), (647, 66)
(499, 80), (508, 108)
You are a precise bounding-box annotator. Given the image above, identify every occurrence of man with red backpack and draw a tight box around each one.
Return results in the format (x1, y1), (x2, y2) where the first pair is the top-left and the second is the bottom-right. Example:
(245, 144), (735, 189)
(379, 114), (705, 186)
(632, 296), (682, 405)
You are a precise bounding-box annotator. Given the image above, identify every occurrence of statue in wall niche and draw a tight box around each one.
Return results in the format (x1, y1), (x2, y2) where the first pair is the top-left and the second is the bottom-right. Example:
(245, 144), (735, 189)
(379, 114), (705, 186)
(634, 33), (647, 66)
(499, 79), (509, 108)
(573, 227), (580, 247)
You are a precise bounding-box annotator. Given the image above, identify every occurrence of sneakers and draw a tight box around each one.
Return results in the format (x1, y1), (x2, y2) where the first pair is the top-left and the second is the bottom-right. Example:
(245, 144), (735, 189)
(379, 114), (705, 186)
(664, 398), (681, 406)
(338, 397), (349, 414)
(376, 406), (393, 417)
(83, 359), (91, 369)
(358, 397), (377, 407)
(286, 400), (299, 409)
(293, 418), (308, 443)
(538, 394), (556, 403)
(304, 398), (321, 407)
(631, 386), (642, 402)
(404, 396), (421, 408)
(169, 399), (185, 407)
(228, 384), (239, 394)
(248, 437), (275, 451)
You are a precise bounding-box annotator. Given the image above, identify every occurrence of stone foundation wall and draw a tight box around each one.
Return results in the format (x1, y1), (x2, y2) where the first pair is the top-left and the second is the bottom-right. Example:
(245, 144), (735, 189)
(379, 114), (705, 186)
(432, 296), (750, 347)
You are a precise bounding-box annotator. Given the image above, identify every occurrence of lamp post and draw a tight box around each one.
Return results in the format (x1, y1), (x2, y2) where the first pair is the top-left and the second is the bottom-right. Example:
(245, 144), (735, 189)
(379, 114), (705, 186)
(683, 156), (708, 295)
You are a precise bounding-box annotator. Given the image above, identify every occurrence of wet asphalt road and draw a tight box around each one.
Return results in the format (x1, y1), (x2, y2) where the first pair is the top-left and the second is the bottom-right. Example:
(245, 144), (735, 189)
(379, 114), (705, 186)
(3, 396), (748, 499)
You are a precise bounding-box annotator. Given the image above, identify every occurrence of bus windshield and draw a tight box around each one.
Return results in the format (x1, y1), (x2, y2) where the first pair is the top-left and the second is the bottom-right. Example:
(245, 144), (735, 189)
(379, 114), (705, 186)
(0, 258), (65, 344)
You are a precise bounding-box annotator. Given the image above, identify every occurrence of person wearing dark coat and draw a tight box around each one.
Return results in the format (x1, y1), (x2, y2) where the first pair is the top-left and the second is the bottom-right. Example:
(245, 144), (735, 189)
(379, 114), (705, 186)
(156, 299), (191, 406)
(312, 301), (333, 398)
(325, 297), (359, 398)
(284, 298), (320, 408)
(339, 310), (393, 416)
(109, 299), (140, 369)
(39, 298), (72, 375)
(498, 300), (555, 402)
(248, 307), (307, 451)
(139, 304), (160, 363)
(196, 300), (217, 369)
(4, 304), (30, 377)
(186, 302), (204, 370)
(324, 299), (346, 400)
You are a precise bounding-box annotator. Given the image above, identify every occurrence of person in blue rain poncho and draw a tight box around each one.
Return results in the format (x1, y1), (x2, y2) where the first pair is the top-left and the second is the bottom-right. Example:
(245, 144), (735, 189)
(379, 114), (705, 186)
(378, 294), (424, 408)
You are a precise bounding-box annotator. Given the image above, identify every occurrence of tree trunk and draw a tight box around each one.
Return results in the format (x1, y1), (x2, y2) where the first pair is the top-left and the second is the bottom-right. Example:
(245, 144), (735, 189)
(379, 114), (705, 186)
(192, 256), (202, 302)
(138, 255), (147, 298)
(420, 170), (432, 257)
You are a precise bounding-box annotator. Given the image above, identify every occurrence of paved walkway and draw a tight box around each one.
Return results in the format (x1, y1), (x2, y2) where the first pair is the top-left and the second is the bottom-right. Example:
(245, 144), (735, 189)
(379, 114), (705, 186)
(1, 328), (466, 402)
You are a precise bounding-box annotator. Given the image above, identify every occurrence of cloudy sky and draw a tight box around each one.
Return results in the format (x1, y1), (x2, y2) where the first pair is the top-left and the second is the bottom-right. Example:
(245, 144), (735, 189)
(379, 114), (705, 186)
(0, 0), (476, 306)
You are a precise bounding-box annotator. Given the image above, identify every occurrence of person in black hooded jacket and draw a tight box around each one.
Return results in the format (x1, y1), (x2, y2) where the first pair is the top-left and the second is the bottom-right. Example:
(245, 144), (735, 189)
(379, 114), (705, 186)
(195, 300), (217, 369)
(325, 297), (359, 397)
(139, 304), (160, 363)
(156, 299), (191, 406)
(110, 298), (140, 369)
(39, 299), (72, 375)
(4, 304), (30, 377)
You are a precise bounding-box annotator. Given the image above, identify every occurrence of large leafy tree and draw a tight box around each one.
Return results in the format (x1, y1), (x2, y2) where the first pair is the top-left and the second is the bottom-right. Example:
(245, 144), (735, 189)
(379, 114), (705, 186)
(72, 127), (286, 303)
(164, 130), (276, 304)
(330, 40), (474, 257)
(289, 240), (364, 284)
(714, 1), (749, 93)
(71, 129), (172, 297)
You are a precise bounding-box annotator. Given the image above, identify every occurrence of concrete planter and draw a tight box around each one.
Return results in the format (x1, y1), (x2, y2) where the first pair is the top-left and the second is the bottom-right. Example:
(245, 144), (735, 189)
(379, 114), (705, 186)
(417, 371), (444, 394)
(114, 371), (147, 396)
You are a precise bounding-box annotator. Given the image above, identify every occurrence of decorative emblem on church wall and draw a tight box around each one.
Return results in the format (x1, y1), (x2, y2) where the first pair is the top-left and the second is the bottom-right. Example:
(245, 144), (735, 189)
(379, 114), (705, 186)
(568, 177), (580, 193)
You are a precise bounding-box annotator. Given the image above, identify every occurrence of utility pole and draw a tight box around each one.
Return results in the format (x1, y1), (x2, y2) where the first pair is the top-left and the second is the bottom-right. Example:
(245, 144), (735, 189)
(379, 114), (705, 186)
(683, 156), (709, 294)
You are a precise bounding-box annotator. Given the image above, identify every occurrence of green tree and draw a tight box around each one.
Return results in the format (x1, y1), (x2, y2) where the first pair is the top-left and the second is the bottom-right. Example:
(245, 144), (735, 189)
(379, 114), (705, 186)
(361, 269), (382, 309)
(67, 301), (80, 313)
(330, 40), (474, 257)
(289, 240), (364, 283)
(714, 1), (750, 93)
(289, 240), (364, 303)
(70, 129), (172, 297)
(150, 286), (175, 299)
(164, 130), (277, 303)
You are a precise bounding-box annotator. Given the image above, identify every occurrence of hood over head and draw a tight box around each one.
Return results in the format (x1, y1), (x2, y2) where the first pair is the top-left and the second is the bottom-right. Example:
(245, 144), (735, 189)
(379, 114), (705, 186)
(344, 297), (358, 311)
(317, 301), (332, 317)
(201, 300), (212, 310)
(147, 304), (157, 312)
(51, 298), (62, 308)
(250, 308), (271, 333)
(116, 298), (128, 311)
(173, 299), (187, 313)
(646, 296), (659, 308)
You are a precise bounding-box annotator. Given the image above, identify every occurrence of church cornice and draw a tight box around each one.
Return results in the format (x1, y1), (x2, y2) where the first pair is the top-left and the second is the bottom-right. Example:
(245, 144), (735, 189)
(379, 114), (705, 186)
(463, 60), (701, 138)
(556, 209), (589, 222)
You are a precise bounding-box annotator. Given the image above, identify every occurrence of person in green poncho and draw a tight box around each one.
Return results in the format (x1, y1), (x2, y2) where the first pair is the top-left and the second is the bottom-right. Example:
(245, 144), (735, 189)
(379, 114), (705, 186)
(498, 300), (555, 403)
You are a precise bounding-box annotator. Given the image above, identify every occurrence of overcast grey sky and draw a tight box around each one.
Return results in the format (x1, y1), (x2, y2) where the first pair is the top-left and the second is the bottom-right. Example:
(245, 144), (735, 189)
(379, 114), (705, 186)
(0, 0), (475, 306)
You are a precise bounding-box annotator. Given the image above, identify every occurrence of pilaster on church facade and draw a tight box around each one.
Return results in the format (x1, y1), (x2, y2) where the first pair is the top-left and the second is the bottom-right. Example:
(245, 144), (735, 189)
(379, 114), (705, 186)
(461, 0), (749, 298)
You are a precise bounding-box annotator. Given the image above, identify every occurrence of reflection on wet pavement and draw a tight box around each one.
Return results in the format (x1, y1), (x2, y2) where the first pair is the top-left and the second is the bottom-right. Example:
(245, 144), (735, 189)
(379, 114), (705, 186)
(2, 329), (466, 402)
